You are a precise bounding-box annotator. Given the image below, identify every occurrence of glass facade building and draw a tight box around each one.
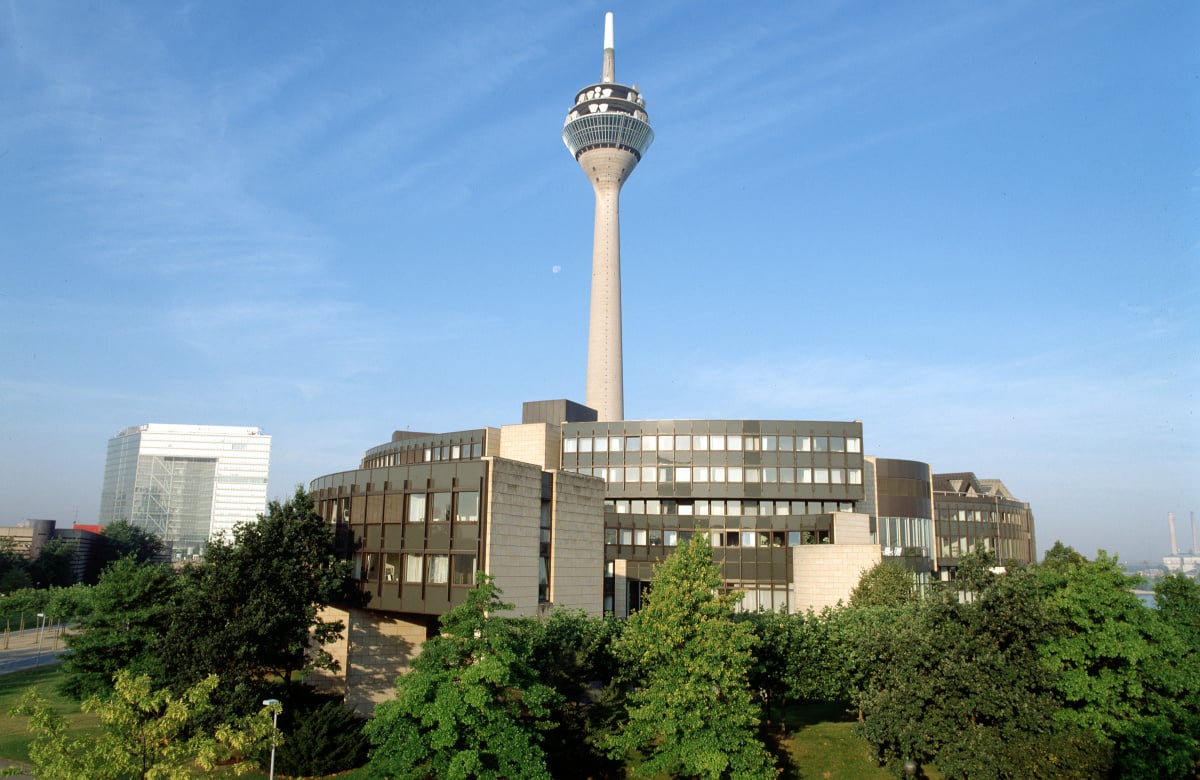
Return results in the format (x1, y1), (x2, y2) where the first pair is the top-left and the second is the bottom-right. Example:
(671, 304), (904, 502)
(99, 424), (271, 558)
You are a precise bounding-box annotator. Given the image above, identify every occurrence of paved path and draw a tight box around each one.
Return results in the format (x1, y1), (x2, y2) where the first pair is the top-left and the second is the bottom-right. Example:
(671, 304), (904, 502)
(0, 626), (69, 675)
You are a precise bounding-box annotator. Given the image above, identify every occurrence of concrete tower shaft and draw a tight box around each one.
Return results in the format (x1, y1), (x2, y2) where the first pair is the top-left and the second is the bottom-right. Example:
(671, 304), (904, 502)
(562, 12), (653, 421)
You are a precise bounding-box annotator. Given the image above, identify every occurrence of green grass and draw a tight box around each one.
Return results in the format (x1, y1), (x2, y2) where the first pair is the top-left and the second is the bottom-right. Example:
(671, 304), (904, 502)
(771, 701), (897, 780)
(0, 663), (101, 764)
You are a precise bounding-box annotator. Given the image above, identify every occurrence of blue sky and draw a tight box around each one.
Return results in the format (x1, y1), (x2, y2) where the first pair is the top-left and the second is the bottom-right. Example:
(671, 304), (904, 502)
(1, 0), (1195, 563)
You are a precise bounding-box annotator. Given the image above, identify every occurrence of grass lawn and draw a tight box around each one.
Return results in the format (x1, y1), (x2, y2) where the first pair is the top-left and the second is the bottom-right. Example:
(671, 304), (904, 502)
(770, 701), (897, 780)
(0, 663), (101, 764)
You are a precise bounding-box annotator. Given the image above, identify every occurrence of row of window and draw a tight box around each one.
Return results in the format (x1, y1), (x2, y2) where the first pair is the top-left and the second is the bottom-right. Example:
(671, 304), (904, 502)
(573, 465), (863, 486)
(358, 552), (477, 586)
(565, 433), (861, 455)
(404, 491), (480, 523)
(936, 508), (1029, 525)
(606, 498), (855, 516)
(364, 442), (484, 469)
(605, 528), (832, 547)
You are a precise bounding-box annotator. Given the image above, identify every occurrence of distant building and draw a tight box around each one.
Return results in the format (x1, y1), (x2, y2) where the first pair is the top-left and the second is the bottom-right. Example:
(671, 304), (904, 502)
(932, 473), (1037, 575)
(0, 519), (105, 586)
(98, 424), (271, 558)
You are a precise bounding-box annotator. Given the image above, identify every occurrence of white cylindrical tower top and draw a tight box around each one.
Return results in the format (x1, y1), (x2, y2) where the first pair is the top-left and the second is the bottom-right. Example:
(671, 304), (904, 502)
(602, 12), (615, 83)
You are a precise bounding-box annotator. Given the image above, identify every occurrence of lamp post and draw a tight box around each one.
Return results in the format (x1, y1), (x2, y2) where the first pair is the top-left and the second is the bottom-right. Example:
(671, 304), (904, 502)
(904, 757), (918, 778)
(262, 699), (281, 780)
(34, 613), (46, 665)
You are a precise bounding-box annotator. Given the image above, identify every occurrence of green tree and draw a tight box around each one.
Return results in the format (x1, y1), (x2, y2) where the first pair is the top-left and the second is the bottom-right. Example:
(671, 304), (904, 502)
(100, 521), (165, 567)
(60, 556), (179, 698)
(601, 534), (777, 780)
(1037, 551), (1200, 778)
(0, 536), (33, 593)
(848, 560), (918, 608)
(1155, 572), (1200, 651)
(28, 537), (76, 587)
(10, 670), (273, 779)
(163, 487), (355, 698)
(366, 574), (562, 780)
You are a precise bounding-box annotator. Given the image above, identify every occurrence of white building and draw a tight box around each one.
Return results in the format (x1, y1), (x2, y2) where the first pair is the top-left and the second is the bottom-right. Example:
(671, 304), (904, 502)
(99, 424), (271, 558)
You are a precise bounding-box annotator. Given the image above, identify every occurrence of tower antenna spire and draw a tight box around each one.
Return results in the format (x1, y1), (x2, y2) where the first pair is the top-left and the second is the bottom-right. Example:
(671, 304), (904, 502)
(602, 12), (615, 83)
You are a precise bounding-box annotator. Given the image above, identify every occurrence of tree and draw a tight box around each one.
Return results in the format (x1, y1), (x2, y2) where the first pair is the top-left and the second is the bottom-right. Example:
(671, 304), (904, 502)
(162, 487), (355, 699)
(848, 561), (917, 608)
(99, 521), (165, 568)
(28, 537), (76, 587)
(0, 536), (33, 593)
(1037, 551), (1200, 778)
(10, 670), (273, 779)
(60, 556), (179, 699)
(1155, 572), (1200, 651)
(366, 574), (562, 780)
(601, 534), (777, 780)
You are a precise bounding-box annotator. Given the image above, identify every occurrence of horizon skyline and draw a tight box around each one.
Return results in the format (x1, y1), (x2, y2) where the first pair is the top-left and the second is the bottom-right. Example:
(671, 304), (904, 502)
(1, 2), (1196, 564)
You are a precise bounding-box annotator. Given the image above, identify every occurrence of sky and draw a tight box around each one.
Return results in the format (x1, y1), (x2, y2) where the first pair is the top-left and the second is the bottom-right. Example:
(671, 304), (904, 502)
(1, 0), (1196, 564)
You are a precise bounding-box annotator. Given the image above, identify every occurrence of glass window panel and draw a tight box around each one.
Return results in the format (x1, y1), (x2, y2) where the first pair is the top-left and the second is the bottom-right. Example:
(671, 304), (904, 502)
(776, 501), (790, 515)
(797, 436), (811, 452)
(693, 435), (709, 451)
(608, 467), (623, 484)
(625, 436), (641, 452)
(658, 435), (673, 451)
(615, 500), (630, 514)
(384, 553), (400, 582)
(678, 502), (694, 515)
(430, 492), (452, 521)
(829, 436), (845, 452)
(742, 501), (758, 516)
(762, 435), (777, 451)
(787, 531), (802, 546)
(759, 501), (773, 516)
(813, 436), (828, 452)
(634, 529), (648, 545)
(451, 444), (461, 459)
(594, 436), (608, 452)
(675, 435), (691, 450)
(710, 434), (726, 451)
(831, 468), (845, 484)
(623, 466), (638, 483)
(727, 501), (742, 516)
(693, 466), (709, 482)
(779, 467), (795, 483)
(695, 499), (710, 514)
(711, 500), (726, 516)
(742, 531), (757, 547)
(643, 435), (657, 451)
(609, 436), (623, 452)
(619, 528), (633, 545)
(726, 532), (740, 547)
(579, 437), (593, 453)
(815, 468), (830, 483)
(664, 530), (678, 546)
(847, 437), (862, 453)
(658, 466), (673, 482)
(605, 528), (617, 544)
(728, 434), (743, 450)
(456, 491), (480, 523)
(779, 435), (794, 452)
(407, 493), (427, 522)
(648, 528), (662, 545)
(711, 466), (726, 482)
(645, 500), (661, 514)
(743, 436), (759, 451)
(676, 466), (691, 482)
(403, 554), (423, 582)
(452, 555), (476, 585)
(849, 469), (863, 486)
(641, 466), (656, 483)
(728, 466), (743, 482)
(744, 467), (760, 483)
(428, 555), (449, 584)
(711, 531), (724, 547)
(798, 468), (812, 484)
(631, 500), (645, 513)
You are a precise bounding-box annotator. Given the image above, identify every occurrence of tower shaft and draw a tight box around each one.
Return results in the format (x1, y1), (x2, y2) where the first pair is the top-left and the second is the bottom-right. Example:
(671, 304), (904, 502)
(584, 148), (636, 420)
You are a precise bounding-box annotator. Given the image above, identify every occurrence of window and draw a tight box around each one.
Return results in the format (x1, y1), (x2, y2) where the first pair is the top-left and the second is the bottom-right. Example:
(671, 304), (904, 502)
(815, 468), (830, 484)
(831, 468), (845, 484)
(641, 466), (656, 483)
(779, 467), (795, 483)
(609, 436), (623, 452)
(728, 466), (743, 482)
(813, 436), (828, 452)
(744, 467), (760, 483)
(762, 435), (777, 451)
(658, 466), (673, 482)
(634, 529), (648, 545)
(693, 435), (709, 451)
(711, 466), (726, 482)
(676, 466), (692, 482)
(846, 437), (862, 453)
(711, 500), (726, 516)
(407, 493), (427, 522)
(594, 436), (608, 452)
(619, 528), (633, 545)
(453, 555), (476, 585)
(728, 434), (743, 450)
(658, 434), (673, 451)
(579, 437), (593, 453)
(605, 528), (617, 544)
(710, 434), (726, 451)
(664, 530), (678, 546)
(779, 435), (794, 452)
(797, 436), (811, 452)
(625, 466), (639, 483)
(648, 528), (662, 545)
(430, 492), (452, 521)
(428, 555), (449, 584)
(403, 554), (423, 582)
(607, 467), (623, 484)
(829, 436), (845, 452)
(798, 468), (812, 484)
(693, 466), (709, 482)
(625, 436), (641, 452)
(643, 435), (656, 451)
(741, 531), (757, 547)
(675, 434), (691, 450)
(383, 553), (399, 582)
(615, 499), (630, 514)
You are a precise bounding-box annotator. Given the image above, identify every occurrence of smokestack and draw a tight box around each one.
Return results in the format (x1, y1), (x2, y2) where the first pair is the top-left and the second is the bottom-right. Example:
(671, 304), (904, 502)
(1169, 511), (1178, 556)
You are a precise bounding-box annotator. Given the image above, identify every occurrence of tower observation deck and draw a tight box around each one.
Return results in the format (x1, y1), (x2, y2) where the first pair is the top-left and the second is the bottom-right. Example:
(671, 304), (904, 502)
(563, 12), (653, 422)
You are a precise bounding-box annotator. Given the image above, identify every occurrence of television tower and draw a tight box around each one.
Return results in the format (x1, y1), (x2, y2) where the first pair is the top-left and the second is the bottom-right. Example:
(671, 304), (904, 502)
(562, 12), (654, 421)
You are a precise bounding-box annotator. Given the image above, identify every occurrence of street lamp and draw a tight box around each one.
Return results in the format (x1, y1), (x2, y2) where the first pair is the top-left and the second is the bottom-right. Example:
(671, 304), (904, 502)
(904, 757), (918, 778)
(262, 699), (281, 780)
(34, 613), (46, 665)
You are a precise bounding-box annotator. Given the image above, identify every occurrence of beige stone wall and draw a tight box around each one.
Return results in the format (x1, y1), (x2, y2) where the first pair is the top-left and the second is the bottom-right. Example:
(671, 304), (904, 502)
(497, 423), (562, 471)
(832, 512), (873, 544)
(483, 457), (543, 615)
(792, 544), (882, 613)
(549, 470), (605, 615)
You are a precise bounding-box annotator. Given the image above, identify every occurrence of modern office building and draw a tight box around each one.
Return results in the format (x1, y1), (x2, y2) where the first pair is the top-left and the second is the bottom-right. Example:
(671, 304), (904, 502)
(306, 15), (1037, 712)
(932, 472), (1037, 573)
(98, 424), (271, 558)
